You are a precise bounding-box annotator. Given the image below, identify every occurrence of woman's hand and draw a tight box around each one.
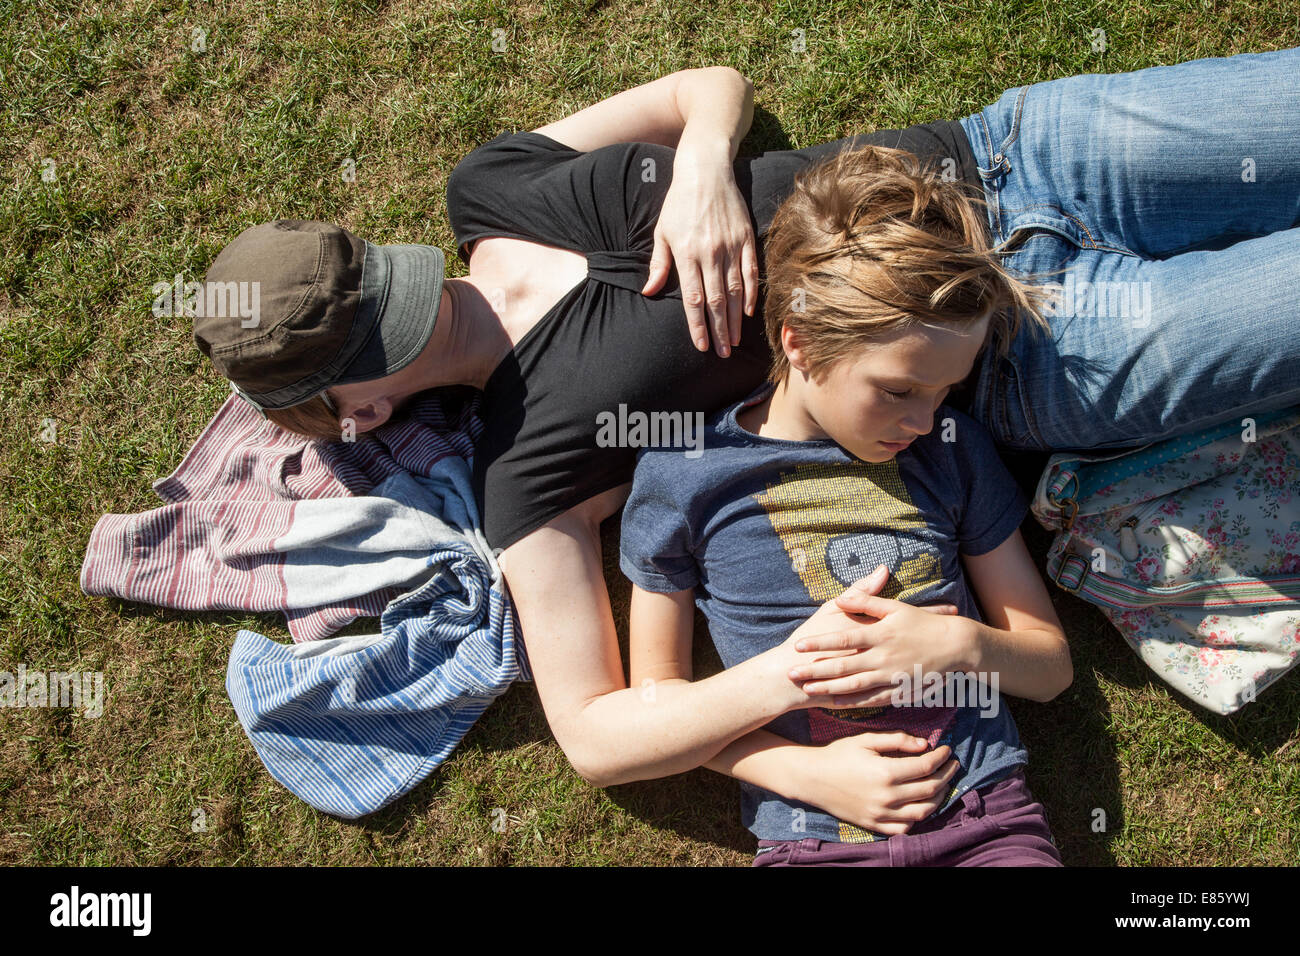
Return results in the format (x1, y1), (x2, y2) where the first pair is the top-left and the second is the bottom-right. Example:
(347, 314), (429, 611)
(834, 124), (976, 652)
(793, 732), (959, 835)
(759, 564), (960, 712)
(642, 145), (758, 357)
(789, 569), (979, 708)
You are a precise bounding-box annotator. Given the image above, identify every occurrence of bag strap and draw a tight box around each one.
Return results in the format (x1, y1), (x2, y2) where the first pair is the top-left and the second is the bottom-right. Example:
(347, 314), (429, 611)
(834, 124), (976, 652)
(1047, 548), (1300, 608)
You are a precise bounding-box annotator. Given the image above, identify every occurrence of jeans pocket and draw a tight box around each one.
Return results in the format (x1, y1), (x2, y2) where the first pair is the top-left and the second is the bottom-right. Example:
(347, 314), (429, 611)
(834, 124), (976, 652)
(995, 354), (1047, 451)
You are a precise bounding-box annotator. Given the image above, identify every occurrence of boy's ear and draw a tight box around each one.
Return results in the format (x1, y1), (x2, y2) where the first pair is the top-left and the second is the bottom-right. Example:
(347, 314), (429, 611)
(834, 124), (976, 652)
(781, 323), (811, 373)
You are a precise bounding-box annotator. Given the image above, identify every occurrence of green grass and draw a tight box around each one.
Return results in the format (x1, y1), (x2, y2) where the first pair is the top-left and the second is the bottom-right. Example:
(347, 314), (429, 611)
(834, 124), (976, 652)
(2, 0), (1298, 865)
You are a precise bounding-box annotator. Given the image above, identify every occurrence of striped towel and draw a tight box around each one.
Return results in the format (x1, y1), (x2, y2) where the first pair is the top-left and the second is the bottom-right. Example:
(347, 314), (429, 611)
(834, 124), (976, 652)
(227, 536), (529, 819)
(81, 384), (530, 816)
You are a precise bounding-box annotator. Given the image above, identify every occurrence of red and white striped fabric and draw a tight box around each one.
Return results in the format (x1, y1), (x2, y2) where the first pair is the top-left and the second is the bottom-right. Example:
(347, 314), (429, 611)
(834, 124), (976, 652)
(80, 386), (484, 642)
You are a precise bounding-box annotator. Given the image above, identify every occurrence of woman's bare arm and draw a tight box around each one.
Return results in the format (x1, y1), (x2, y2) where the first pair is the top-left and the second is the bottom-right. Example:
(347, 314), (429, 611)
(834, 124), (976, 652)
(533, 65), (751, 157)
(499, 490), (819, 788)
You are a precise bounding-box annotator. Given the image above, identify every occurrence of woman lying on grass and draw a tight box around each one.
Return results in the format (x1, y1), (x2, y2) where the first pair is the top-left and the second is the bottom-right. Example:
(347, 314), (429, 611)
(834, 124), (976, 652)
(196, 50), (1300, 842)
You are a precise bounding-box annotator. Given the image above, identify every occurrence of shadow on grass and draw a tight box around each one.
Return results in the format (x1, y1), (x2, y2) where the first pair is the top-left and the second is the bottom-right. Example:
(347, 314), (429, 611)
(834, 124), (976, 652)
(744, 104), (796, 154)
(1015, 516), (1124, 866)
(106, 599), (295, 639)
(602, 770), (757, 857)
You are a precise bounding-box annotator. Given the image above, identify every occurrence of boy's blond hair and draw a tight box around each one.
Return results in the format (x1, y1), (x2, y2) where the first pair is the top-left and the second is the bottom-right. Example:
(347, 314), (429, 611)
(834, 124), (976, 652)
(762, 143), (1056, 384)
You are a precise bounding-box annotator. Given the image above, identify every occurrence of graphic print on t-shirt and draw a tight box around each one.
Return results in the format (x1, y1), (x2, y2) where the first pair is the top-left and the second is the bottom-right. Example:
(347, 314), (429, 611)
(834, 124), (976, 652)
(752, 460), (961, 843)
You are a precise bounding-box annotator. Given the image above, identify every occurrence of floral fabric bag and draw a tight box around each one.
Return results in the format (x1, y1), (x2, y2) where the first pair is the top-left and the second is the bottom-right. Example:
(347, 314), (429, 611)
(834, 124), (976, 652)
(1029, 405), (1300, 715)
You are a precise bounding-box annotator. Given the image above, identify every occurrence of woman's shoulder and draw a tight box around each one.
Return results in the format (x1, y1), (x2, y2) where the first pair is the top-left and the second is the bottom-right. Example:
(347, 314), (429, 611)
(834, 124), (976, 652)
(447, 130), (672, 202)
(453, 128), (573, 166)
(447, 131), (575, 206)
(446, 130), (666, 262)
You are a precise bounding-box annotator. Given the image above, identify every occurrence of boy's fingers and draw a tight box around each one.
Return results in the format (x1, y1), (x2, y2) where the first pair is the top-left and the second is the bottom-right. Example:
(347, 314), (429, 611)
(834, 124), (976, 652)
(788, 650), (861, 685)
(867, 819), (914, 836)
(836, 566), (888, 599)
(834, 592), (896, 620)
(919, 603), (959, 615)
(791, 648), (860, 669)
(793, 652), (874, 680)
(794, 623), (881, 653)
(850, 732), (929, 753)
(879, 800), (946, 827)
(884, 746), (954, 784)
(799, 666), (893, 696)
(805, 677), (869, 697)
(885, 758), (960, 807)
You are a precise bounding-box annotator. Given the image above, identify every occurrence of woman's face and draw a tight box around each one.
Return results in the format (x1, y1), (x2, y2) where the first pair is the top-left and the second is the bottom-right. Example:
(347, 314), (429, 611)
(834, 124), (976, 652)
(795, 316), (990, 463)
(324, 287), (462, 433)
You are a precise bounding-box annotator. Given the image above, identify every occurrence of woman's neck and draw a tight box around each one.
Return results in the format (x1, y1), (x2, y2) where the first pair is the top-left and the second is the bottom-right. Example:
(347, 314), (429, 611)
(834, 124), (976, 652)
(413, 277), (513, 392)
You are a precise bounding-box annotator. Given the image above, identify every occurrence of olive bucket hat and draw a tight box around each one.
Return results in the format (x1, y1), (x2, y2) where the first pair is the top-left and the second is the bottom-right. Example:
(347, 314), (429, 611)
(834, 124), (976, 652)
(193, 220), (445, 414)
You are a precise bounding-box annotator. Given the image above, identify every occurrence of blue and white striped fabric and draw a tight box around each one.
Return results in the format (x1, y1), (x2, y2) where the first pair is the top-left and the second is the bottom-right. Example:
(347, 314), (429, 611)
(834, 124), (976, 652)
(226, 538), (530, 819)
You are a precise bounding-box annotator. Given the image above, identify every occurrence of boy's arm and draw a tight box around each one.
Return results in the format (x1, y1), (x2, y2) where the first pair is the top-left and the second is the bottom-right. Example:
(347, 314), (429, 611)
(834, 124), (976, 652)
(629, 584), (959, 832)
(629, 585), (809, 792)
(628, 585), (816, 796)
(959, 529), (1072, 702)
(788, 534), (1072, 705)
(503, 504), (831, 790)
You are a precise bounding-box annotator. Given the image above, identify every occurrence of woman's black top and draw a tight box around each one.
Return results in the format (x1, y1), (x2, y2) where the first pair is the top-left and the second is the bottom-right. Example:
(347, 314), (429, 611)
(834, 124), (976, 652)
(446, 120), (983, 552)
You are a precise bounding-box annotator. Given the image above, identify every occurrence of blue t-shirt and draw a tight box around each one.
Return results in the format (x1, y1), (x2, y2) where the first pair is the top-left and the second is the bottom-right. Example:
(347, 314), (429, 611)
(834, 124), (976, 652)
(618, 381), (1031, 844)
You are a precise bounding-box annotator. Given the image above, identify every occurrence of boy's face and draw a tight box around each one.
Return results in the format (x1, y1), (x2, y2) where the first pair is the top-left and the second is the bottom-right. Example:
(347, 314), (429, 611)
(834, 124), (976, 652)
(789, 315), (991, 463)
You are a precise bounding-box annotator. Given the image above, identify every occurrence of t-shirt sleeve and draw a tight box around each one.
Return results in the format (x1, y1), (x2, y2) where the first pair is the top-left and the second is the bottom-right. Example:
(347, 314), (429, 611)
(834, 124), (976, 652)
(948, 410), (1030, 556)
(445, 130), (658, 262)
(445, 131), (579, 259)
(618, 451), (701, 594)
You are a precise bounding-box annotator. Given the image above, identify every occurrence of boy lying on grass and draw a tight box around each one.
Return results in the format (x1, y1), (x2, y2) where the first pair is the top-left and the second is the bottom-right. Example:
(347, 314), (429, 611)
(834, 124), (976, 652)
(618, 145), (1073, 866)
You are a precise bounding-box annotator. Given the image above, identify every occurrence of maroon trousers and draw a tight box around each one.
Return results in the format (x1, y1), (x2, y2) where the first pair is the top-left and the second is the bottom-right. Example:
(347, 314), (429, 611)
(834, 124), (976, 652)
(752, 768), (1062, 867)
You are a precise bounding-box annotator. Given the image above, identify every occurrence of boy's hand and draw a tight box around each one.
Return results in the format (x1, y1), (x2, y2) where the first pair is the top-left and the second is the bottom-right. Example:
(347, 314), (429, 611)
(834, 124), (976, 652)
(770, 565), (962, 711)
(794, 732), (959, 835)
(788, 567), (978, 708)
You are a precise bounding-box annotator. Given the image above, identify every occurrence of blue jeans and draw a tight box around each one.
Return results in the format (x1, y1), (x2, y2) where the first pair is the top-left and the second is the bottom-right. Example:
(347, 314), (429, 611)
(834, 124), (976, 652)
(958, 47), (1300, 453)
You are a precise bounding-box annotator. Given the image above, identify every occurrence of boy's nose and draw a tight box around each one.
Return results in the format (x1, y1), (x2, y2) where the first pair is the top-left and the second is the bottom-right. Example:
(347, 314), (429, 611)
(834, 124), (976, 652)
(900, 413), (934, 437)
(903, 394), (950, 436)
